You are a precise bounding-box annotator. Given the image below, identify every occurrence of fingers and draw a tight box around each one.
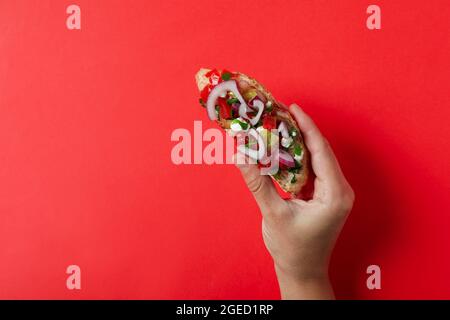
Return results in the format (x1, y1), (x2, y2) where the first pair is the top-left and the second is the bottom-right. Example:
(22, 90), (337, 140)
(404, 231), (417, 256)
(235, 153), (284, 218)
(289, 104), (345, 191)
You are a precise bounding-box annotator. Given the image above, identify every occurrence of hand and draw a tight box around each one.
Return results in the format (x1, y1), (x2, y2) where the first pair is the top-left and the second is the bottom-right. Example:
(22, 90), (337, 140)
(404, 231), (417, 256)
(236, 104), (355, 299)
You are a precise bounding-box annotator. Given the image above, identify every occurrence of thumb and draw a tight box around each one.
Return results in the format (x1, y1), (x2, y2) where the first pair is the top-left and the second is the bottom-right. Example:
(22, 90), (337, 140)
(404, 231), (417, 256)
(235, 153), (284, 216)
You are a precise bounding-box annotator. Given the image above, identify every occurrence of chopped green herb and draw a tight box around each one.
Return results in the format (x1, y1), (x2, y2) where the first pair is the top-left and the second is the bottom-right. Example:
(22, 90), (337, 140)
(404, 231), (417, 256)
(227, 98), (239, 105)
(199, 98), (205, 107)
(288, 165), (300, 174)
(290, 175), (297, 184)
(221, 72), (232, 81)
(231, 119), (249, 130)
(293, 144), (303, 156)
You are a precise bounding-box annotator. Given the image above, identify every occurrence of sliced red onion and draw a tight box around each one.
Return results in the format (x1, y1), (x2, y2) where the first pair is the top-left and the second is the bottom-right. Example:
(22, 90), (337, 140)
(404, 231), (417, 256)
(278, 150), (295, 168)
(206, 80), (247, 121)
(278, 121), (289, 138)
(206, 80), (263, 125)
(247, 95), (259, 108)
(239, 97), (264, 120)
(238, 102), (249, 119)
(231, 102), (240, 112)
(248, 100), (264, 126)
(237, 129), (266, 161)
(238, 96), (264, 124)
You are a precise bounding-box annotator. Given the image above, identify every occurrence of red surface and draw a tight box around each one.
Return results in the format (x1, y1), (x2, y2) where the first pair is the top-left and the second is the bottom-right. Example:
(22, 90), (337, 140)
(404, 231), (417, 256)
(0, 0), (449, 299)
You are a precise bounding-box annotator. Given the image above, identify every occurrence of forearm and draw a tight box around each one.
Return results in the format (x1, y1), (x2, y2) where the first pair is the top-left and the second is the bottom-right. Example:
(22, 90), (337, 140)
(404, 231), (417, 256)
(275, 265), (335, 300)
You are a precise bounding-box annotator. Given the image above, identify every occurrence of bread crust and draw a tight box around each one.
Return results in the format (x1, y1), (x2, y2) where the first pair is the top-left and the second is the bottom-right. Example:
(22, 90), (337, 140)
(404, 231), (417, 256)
(195, 68), (309, 196)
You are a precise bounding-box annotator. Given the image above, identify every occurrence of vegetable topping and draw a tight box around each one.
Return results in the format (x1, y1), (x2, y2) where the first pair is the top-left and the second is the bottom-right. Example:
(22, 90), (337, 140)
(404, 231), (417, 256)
(200, 70), (303, 178)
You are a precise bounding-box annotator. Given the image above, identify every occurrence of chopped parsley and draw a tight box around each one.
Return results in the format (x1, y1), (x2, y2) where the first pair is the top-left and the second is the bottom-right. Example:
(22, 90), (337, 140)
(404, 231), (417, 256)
(221, 72), (232, 81)
(290, 175), (297, 184)
(288, 167), (298, 174)
(227, 97), (239, 105)
(231, 119), (249, 130)
(293, 144), (303, 156)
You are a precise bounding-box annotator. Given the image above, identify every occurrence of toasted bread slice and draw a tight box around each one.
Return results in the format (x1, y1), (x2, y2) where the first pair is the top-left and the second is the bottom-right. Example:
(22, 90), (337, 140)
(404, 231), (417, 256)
(195, 68), (309, 196)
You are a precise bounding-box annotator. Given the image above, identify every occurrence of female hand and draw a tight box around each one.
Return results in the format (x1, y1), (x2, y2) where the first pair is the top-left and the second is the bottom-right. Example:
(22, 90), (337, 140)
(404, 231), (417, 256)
(236, 104), (355, 299)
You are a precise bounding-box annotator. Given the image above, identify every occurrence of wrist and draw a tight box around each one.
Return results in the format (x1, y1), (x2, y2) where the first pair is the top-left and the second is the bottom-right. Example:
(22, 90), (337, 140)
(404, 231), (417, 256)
(274, 264), (334, 300)
(274, 260), (328, 282)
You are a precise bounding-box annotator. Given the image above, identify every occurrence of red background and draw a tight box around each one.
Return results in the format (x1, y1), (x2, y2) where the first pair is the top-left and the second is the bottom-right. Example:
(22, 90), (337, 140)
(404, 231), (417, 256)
(0, 0), (449, 299)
